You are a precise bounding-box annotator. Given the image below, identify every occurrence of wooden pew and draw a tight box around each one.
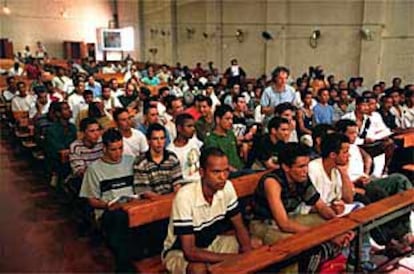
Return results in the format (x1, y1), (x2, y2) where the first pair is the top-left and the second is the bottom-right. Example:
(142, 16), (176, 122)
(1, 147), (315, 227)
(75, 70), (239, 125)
(209, 188), (414, 273)
(394, 131), (414, 148)
(0, 58), (14, 70)
(95, 72), (124, 85)
(121, 170), (269, 272)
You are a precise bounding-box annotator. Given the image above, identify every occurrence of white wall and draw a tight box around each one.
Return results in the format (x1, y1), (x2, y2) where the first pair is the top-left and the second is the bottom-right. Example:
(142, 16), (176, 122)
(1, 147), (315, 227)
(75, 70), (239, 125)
(141, 0), (414, 86)
(0, 0), (113, 59)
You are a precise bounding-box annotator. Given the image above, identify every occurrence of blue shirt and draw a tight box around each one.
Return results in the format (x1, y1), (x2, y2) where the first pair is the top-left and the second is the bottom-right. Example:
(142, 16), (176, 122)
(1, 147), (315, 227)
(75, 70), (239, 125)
(260, 84), (296, 108)
(141, 76), (160, 86)
(313, 103), (334, 124)
(86, 82), (102, 98)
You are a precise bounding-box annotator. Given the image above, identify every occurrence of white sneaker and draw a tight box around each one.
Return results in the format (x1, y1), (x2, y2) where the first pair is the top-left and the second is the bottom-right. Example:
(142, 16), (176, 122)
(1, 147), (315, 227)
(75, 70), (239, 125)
(50, 175), (58, 187)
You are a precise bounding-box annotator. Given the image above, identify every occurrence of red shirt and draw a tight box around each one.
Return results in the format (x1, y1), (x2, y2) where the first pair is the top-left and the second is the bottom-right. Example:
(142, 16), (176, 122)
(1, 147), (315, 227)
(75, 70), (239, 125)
(184, 106), (202, 121)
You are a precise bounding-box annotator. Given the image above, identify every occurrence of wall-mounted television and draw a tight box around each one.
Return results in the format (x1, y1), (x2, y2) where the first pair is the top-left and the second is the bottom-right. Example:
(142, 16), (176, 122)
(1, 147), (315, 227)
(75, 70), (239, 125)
(98, 27), (134, 51)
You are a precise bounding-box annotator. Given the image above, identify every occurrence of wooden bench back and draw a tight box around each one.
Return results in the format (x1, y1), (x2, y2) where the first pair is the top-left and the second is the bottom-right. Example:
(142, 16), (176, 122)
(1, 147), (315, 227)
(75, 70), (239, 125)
(123, 170), (269, 228)
(95, 73), (124, 85)
(395, 131), (414, 148)
(0, 58), (14, 70)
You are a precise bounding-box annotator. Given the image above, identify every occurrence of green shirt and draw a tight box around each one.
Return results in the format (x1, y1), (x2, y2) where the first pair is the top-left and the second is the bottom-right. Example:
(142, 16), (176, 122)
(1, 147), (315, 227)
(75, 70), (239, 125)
(45, 121), (77, 160)
(195, 116), (214, 142)
(204, 130), (244, 169)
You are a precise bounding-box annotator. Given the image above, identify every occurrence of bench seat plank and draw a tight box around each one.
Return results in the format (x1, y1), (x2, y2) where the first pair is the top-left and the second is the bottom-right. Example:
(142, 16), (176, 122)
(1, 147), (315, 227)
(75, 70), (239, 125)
(347, 188), (414, 224)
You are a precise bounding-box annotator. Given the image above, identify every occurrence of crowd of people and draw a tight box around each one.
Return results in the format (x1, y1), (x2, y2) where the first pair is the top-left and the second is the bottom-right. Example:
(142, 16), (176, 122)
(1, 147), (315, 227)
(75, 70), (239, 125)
(1, 56), (414, 273)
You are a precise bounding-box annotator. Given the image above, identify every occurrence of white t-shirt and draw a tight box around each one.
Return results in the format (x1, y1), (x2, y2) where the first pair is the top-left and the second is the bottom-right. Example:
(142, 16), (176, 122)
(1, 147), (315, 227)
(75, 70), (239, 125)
(123, 128), (149, 157)
(52, 76), (73, 94)
(347, 143), (365, 182)
(167, 136), (203, 183)
(29, 100), (50, 119)
(367, 112), (392, 140)
(308, 158), (342, 204)
(68, 93), (85, 122)
(11, 94), (36, 112)
(103, 97), (122, 112)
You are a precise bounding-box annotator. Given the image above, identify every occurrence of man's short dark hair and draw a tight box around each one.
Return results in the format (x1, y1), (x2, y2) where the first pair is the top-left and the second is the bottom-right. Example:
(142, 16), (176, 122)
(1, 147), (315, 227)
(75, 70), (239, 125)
(214, 104), (233, 120)
(274, 102), (295, 116)
(300, 90), (313, 101)
(83, 89), (93, 97)
(278, 143), (310, 167)
(355, 96), (369, 105)
(102, 128), (122, 146)
(33, 85), (46, 95)
(158, 86), (170, 96)
(196, 95), (212, 106)
(146, 123), (166, 139)
(55, 101), (69, 114)
(232, 94), (245, 104)
(320, 133), (349, 158)
(317, 88), (329, 97)
(268, 116), (289, 132)
(311, 124), (334, 145)
(6, 76), (15, 85)
(140, 86), (151, 98)
(199, 146), (227, 169)
(272, 66), (290, 78)
(205, 83), (215, 90)
(335, 119), (357, 134)
(175, 113), (194, 128)
(143, 104), (157, 115)
(112, 107), (128, 122)
(165, 95), (179, 110)
(80, 117), (100, 132)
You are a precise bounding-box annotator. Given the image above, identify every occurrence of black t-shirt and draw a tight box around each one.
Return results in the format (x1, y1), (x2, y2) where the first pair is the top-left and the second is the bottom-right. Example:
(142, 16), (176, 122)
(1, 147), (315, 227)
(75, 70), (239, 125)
(254, 134), (286, 164)
(253, 169), (320, 220)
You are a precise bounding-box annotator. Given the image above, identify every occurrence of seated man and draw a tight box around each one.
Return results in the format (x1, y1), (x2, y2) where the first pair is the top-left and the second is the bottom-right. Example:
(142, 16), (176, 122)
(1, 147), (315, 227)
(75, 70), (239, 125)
(253, 116), (290, 169)
(308, 133), (354, 208)
(250, 143), (353, 272)
(308, 133), (374, 269)
(274, 102), (298, 142)
(1, 76), (17, 103)
(79, 128), (136, 272)
(11, 81), (36, 117)
(336, 119), (414, 251)
(162, 147), (253, 274)
(69, 117), (103, 192)
(134, 123), (183, 198)
(195, 95), (214, 141)
(113, 107), (148, 157)
(163, 95), (184, 140)
(313, 88), (335, 125)
(363, 92), (394, 175)
(204, 105), (245, 174)
(167, 113), (203, 184)
(44, 102), (77, 187)
(29, 86), (50, 119)
(309, 124), (335, 159)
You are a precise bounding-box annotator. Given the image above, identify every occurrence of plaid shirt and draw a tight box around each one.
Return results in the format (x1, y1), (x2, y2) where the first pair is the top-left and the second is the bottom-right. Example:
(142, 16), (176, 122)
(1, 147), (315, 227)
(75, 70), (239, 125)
(134, 150), (183, 195)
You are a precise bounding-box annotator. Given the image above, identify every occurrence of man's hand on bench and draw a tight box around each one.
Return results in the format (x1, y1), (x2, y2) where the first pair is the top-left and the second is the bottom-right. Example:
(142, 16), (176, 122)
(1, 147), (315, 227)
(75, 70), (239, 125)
(250, 236), (263, 249)
(331, 231), (355, 248)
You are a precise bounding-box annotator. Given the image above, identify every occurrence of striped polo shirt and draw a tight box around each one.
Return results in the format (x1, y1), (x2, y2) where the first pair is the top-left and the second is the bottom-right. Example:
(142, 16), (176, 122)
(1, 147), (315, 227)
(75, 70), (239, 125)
(69, 139), (104, 175)
(162, 180), (240, 258)
(133, 150), (183, 195)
